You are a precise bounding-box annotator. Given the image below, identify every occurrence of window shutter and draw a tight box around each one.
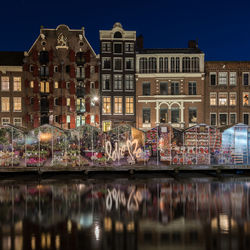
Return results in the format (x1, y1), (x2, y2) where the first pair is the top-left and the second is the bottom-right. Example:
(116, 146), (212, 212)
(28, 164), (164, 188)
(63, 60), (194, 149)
(86, 114), (90, 124)
(33, 115), (39, 128)
(33, 65), (38, 77)
(60, 81), (66, 89)
(85, 81), (90, 94)
(25, 113), (30, 123)
(70, 65), (76, 78)
(49, 49), (53, 61)
(23, 63), (29, 71)
(61, 97), (66, 106)
(49, 64), (54, 77)
(33, 81), (39, 93)
(95, 115), (99, 124)
(62, 115), (66, 124)
(85, 65), (90, 78)
(25, 97), (30, 105)
(25, 79), (29, 88)
(95, 81), (99, 89)
(69, 81), (75, 94)
(70, 97), (75, 112)
(70, 114), (76, 129)
(34, 97), (39, 111)
(32, 49), (38, 61)
(85, 50), (90, 63)
(49, 81), (54, 94)
(69, 49), (75, 62)
(49, 97), (54, 111)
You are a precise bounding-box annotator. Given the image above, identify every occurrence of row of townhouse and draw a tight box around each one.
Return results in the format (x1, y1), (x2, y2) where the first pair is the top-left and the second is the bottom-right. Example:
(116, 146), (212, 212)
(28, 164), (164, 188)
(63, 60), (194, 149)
(0, 23), (249, 131)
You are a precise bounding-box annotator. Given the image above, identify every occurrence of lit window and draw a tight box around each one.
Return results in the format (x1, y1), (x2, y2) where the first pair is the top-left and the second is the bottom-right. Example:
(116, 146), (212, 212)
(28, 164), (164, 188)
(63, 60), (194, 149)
(114, 97), (122, 114)
(229, 72), (236, 85)
(30, 81), (34, 88)
(114, 75), (122, 90)
(13, 117), (22, 126)
(40, 81), (50, 93)
(125, 58), (134, 70)
(1, 76), (9, 91)
(102, 121), (111, 132)
(67, 115), (70, 123)
(103, 97), (111, 114)
(243, 92), (249, 106)
(218, 72), (228, 85)
(76, 98), (85, 112)
(13, 77), (21, 91)
(76, 115), (85, 127)
(218, 93), (228, 106)
(125, 75), (134, 90)
(189, 108), (197, 123)
(210, 93), (217, 106)
(13, 97), (22, 112)
(229, 93), (236, 106)
(1, 117), (10, 125)
(67, 98), (70, 106)
(54, 81), (58, 88)
(1, 97), (10, 112)
(91, 115), (95, 123)
(125, 97), (134, 114)
(219, 113), (227, 126)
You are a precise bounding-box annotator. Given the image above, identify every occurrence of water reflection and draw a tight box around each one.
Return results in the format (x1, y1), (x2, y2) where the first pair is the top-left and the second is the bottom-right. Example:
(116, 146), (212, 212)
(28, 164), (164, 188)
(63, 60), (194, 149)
(0, 177), (250, 250)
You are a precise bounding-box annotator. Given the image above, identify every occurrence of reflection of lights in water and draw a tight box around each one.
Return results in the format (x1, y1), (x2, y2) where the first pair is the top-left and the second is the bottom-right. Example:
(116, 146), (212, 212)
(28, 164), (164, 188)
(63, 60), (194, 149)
(41, 233), (46, 248)
(115, 221), (123, 232)
(47, 234), (51, 248)
(127, 222), (134, 232)
(211, 214), (237, 234)
(78, 184), (86, 191)
(94, 224), (100, 241)
(67, 220), (72, 233)
(31, 236), (36, 250)
(55, 235), (60, 249)
(104, 217), (112, 232)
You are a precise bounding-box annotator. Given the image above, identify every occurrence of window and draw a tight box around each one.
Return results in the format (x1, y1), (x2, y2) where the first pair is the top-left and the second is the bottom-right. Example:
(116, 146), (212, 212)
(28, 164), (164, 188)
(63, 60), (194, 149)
(210, 73), (216, 86)
(114, 32), (122, 38)
(114, 75), (122, 90)
(171, 107), (179, 123)
(67, 115), (70, 124)
(125, 43), (134, 53)
(54, 66), (58, 72)
(243, 92), (249, 106)
(54, 81), (58, 88)
(13, 97), (22, 112)
(243, 113), (249, 125)
(218, 72), (228, 85)
(160, 82), (168, 95)
(139, 58), (147, 73)
(76, 98), (85, 112)
(210, 113), (216, 126)
(1, 117), (10, 125)
(148, 57), (157, 73)
(102, 121), (112, 132)
(189, 108), (197, 123)
(30, 81), (34, 88)
(13, 77), (21, 91)
(40, 81), (50, 93)
(1, 76), (9, 91)
(191, 57), (199, 72)
(218, 93), (228, 106)
(76, 115), (85, 127)
(229, 92), (236, 106)
(114, 43), (122, 53)
(125, 75), (134, 90)
(1, 97), (9, 112)
(102, 75), (111, 90)
(76, 66), (85, 78)
(13, 117), (22, 126)
(114, 97), (122, 114)
(143, 108), (150, 123)
(171, 82), (179, 95)
(243, 73), (249, 86)
(102, 42), (111, 53)
(182, 57), (190, 72)
(125, 97), (134, 114)
(219, 113), (227, 126)
(188, 82), (197, 95)
(103, 97), (111, 114)
(40, 66), (49, 77)
(125, 58), (134, 70)
(143, 82), (150, 95)
(67, 98), (70, 106)
(91, 115), (95, 124)
(210, 93), (217, 106)
(230, 113), (236, 125)
(114, 58), (122, 71)
(160, 108), (168, 123)
(229, 72), (237, 85)
(171, 57), (180, 73)
(102, 57), (111, 69)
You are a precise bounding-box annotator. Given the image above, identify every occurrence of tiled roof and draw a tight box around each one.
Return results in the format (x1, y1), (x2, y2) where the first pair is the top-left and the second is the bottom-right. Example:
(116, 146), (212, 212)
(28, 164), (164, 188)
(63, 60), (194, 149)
(137, 48), (203, 54)
(0, 51), (24, 66)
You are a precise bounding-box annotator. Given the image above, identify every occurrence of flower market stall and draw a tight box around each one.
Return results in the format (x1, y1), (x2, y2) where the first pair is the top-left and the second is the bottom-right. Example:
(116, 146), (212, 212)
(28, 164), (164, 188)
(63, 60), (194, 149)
(219, 124), (250, 165)
(183, 124), (221, 165)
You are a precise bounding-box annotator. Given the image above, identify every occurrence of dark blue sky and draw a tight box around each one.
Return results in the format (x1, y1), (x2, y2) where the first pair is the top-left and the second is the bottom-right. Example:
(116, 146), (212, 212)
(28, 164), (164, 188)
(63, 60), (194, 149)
(1, 0), (250, 60)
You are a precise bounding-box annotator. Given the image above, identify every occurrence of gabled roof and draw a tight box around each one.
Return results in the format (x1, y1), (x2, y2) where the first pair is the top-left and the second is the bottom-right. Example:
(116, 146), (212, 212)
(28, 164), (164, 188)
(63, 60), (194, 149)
(0, 51), (24, 66)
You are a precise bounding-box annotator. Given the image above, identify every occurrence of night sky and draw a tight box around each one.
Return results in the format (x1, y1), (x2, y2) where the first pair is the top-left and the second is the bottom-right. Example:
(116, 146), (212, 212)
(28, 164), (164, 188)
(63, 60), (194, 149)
(1, 0), (250, 61)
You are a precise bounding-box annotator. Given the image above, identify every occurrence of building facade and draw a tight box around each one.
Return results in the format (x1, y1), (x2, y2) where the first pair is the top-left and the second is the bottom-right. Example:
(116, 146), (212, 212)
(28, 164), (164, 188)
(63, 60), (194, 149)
(0, 52), (25, 127)
(22, 24), (99, 129)
(99, 23), (136, 131)
(136, 40), (205, 130)
(205, 61), (250, 127)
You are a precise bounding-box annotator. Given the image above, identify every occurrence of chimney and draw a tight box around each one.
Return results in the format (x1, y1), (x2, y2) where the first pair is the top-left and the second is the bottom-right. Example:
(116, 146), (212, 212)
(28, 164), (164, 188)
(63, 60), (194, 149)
(188, 40), (198, 48)
(136, 35), (144, 50)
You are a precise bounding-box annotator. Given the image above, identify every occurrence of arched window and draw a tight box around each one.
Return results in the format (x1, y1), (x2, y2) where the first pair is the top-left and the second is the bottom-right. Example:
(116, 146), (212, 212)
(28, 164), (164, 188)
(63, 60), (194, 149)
(114, 31), (122, 38)
(191, 57), (200, 72)
(139, 58), (148, 73)
(149, 57), (157, 73)
(182, 57), (190, 72)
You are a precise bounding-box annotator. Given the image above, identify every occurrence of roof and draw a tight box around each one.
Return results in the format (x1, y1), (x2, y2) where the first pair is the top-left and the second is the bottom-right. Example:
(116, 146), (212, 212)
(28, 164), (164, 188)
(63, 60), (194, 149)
(136, 48), (203, 54)
(0, 51), (24, 66)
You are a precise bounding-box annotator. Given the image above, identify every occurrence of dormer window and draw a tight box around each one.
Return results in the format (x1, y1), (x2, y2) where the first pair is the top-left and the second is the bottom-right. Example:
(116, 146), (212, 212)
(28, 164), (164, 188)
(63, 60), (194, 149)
(114, 31), (122, 38)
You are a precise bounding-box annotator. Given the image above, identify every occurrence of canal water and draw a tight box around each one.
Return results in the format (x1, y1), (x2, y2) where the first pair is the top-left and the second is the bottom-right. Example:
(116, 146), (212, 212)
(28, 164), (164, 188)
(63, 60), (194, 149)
(0, 174), (249, 250)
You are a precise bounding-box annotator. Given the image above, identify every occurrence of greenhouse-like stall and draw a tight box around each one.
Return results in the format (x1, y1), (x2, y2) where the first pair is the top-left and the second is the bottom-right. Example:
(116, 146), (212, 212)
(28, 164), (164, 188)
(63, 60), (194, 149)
(219, 123), (250, 165)
(184, 124), (221, 165)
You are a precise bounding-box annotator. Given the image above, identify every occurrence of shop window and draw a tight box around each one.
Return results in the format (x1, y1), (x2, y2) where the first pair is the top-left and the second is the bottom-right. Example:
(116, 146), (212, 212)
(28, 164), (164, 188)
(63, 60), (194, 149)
(210, 93), (217, 106)
(189, 108), (197, 123)
(229, 72), (237, 85)
(143, 82), (150, 95)
(160, 82), (168, 95)
(13, 77), (21, 91)
(230, 113), (236, 125)
(229, 92), (236, 106)
(243, 73), (249, 86)
(218, 93), (228, 106)
(102, 75), (111, 90)
(243, 92), (249, 105)
(114, 97), (122, 114)
(143, 108), (151, 123)
(243, 113), (249, 125)
(114, 75), (123, 90)
(160, 108), (168, 123)
(103, 121), (112, 132)
(171, 82), (179, 95)
(218, 72), (228, 85)
(219, 113), (227, 126)
(188, 82), (197, 95)
(1, 76), (9, 91)
(125, 97), (134, 114)
(125, 75), (134, 90)
(210, 73), (216, 86)
(171, 107), (179, 123)
(210, 113), (216, 126)
(103, 97), (111, 114)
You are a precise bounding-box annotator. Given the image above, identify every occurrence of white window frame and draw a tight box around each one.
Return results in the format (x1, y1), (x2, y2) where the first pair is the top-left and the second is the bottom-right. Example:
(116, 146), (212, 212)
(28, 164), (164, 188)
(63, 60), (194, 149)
(102, 120), (112, 132)
(229, 113), (237, 125)
(1, 97), (10, 112)
(113, 57), (123, 72)
(210, 72), (217, 85)
(102, 57), (111, 70)
(1, 117), (10, 126)
(229, 92), (237, 106)
(125, 96), (134, 115)
(125, 58), (134, 71)
(218, 72), (228, 85)
(210, 113), (217, 126)
(242, 72), (249, 86)
(210, 92), (217, 106)
(113, 42), (123, 54)
(125, 75), (134, 91)
(219, 113), (228, 126)
(102, 42), (111, 53)
(113, 74), (123, 91)
(1, 76), (10, 91)
(218, 92), (228, 106)
(113, 96), (123, 115)
(102, 96), (111, 115)
(102, 74), (111, 91)
(13, 117), (22, 127)
(125, 42), (134, 53)
(229, 72), (237, 86)
(13, 97), (22, 112)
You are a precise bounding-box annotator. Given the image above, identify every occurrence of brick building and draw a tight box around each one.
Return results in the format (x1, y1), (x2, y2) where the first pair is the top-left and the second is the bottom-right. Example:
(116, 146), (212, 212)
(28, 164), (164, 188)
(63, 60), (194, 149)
(23, 24), (99, 129)
(0, 52), (25, 127)
(99, 23), (136, 131)
(136, 40), (205, 130)
(205, 61), (250, 127)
